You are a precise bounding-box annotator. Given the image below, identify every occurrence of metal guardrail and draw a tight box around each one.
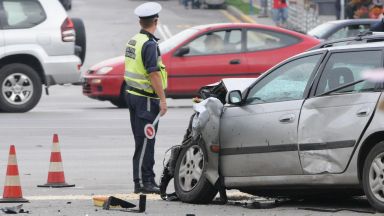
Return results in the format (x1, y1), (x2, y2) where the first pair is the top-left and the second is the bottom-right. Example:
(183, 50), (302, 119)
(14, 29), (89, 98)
(286, 2), (321, 32)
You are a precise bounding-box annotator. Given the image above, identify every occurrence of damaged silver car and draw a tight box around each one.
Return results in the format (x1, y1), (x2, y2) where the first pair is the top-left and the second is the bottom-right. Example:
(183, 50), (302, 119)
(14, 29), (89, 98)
(162, 34), (384, 212)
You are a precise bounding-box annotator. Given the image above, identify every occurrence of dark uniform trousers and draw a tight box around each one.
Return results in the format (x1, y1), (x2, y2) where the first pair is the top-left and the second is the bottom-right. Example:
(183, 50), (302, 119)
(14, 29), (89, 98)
(126, 92), (160, 187)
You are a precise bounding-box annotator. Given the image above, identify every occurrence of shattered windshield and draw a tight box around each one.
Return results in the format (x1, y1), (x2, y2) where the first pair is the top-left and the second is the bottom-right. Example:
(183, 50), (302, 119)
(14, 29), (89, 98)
(247, 54), (322, 104)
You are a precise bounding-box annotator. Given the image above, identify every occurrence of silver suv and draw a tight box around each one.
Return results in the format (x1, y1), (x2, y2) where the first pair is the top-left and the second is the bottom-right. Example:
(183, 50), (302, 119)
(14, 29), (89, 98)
(170, 35), (384, 212)
(0, 0), (85, 112)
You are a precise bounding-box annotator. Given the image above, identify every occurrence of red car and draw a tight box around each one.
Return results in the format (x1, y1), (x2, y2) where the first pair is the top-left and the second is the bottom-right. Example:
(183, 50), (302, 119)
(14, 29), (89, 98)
(83, 23), (320, 107)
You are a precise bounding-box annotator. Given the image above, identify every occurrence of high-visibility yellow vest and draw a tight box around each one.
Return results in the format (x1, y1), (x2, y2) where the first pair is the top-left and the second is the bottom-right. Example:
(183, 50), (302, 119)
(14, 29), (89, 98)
(124, 33), (167, 98)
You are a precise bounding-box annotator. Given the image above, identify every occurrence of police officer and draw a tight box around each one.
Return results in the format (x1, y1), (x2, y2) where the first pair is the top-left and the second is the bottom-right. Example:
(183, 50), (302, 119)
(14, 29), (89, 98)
(125, 2), (167, 194)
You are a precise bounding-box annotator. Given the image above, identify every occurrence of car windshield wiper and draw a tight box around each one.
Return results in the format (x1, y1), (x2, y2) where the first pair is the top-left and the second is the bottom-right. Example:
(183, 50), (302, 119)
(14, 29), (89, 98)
(319, 79), (364, 96)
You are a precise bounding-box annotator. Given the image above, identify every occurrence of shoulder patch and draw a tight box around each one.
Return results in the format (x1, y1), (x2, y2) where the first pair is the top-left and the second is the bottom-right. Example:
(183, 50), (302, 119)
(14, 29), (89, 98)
(128, 40), (136, 46)
(125, 47), (136, 59)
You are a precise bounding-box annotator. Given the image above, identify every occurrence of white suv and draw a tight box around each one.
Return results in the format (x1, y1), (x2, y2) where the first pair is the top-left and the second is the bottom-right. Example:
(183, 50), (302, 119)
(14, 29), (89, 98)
(0, 0), (86, 112)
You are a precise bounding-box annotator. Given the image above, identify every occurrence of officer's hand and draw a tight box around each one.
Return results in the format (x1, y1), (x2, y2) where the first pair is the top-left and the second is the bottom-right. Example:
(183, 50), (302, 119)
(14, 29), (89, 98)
(160, 100), (167, 116)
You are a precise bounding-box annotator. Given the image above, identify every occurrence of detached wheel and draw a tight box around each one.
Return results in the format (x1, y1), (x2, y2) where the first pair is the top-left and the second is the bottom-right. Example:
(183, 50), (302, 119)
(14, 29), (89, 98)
(363, 141), (384, 212)
(174, 141), (218, 203)
(0, 64), (42, 112)
(72, 18), (86, 65)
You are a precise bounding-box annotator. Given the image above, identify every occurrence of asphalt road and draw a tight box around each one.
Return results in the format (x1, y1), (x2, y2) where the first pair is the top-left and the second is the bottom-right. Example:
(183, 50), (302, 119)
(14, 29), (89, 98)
(0, 0), (378, 215)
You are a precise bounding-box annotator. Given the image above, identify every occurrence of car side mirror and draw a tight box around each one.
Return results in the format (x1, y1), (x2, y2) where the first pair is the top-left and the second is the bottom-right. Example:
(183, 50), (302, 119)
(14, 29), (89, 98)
(227, 90), (242, 105)
(174, 46), (190, 57)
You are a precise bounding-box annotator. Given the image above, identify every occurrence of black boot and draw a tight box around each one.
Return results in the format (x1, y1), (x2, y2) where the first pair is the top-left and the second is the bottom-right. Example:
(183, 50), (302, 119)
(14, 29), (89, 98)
(134, 182), (160, 194)
(151, 179), (159, 188)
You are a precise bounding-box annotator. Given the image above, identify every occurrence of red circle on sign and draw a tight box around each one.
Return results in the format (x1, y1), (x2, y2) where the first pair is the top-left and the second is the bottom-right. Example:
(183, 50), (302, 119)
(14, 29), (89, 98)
(147, 127), (154, 136)
(144, 124), (156, 139)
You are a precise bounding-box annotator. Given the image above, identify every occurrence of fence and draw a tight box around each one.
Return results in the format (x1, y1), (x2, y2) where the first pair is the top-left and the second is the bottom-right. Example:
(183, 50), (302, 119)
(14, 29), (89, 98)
(260, 0), (336, 32)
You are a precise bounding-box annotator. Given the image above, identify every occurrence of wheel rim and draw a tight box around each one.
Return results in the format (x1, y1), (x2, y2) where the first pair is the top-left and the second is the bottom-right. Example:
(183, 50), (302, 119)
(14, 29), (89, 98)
(2, 73), (33, 105)
(369, 152), (384, 202)
(178, 145), (204, 192)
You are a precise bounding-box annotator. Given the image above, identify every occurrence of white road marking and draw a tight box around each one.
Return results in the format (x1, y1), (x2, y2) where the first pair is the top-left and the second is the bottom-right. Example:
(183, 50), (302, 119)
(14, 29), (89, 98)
(163, 25), (173, 39)
(157, 24), (168, 40)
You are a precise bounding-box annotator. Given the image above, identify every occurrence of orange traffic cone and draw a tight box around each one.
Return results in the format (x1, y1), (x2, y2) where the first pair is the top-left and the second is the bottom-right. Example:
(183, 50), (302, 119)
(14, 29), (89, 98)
(0, 145), (29, 203)
(37, 134), (75, 188)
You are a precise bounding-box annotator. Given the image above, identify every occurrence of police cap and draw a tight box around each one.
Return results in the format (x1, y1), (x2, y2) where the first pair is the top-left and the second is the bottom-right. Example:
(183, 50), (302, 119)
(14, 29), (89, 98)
(134, 2), (162, 19)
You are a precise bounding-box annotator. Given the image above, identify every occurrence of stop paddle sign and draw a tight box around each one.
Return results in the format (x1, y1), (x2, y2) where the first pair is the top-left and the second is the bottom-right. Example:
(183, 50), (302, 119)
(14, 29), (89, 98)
(144, 113), (161, 139)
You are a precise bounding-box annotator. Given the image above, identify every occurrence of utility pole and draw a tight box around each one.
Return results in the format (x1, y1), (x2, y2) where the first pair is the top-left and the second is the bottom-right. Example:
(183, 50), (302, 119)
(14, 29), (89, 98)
(340, 0), (345, 19)
(250, 0), (254, 15)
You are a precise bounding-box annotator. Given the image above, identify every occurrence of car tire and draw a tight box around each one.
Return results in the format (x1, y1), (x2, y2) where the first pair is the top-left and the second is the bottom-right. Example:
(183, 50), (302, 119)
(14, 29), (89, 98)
(363, 141), (384, 212)
(0, 63), (42, 113)
(174, 138), (218, 203)
(110, 83), (128, 108)
(72, 18), (86, 65)
(110, 99), (126, 108)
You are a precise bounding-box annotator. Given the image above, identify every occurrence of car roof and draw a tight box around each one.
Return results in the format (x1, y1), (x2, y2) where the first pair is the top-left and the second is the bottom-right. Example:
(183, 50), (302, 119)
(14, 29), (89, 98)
(190, 23), (316, 39)
(305, 40), (384, 55)
(323, 19), (378, 25)
(328, 41), (384, 50)
(271, 36), (384, 68)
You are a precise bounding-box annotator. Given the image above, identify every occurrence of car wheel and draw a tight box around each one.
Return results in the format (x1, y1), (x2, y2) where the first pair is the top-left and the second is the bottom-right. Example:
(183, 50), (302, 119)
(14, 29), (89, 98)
(72, 18), (86, 65)
(0, 64), (42, 113)
(363, 141), (384, 212)
(174, 140), (218, 203)
(110, 84), (128, 108)
(110, 100), (126, 108)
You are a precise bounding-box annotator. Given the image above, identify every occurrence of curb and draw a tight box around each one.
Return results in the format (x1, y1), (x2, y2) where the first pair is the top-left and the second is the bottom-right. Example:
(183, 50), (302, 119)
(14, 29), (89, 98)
(227, 5), (256, 23)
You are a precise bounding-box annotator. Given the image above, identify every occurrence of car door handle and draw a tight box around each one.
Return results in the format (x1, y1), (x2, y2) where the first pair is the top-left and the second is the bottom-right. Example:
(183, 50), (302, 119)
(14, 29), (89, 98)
(356, 107), (371, 117)
(229, 59), (241, 65)
(279, 114), (295, 123)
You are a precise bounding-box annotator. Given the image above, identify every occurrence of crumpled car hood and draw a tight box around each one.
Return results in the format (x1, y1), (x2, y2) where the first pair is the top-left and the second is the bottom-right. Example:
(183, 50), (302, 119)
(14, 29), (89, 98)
(191, 97), (223, 184)
(199, 78), (258, 103)
(203, 78), (257, 93)
(220, 78), (257, 94)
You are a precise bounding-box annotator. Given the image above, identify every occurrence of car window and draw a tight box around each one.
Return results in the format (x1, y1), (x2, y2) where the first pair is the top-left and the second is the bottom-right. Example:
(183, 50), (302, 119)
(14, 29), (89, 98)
(246, 54), (322, 104)
(246, 29), (300, 51)
(315, 51), (382, 96)
(307, 22), (335, 39)
(2, 0), (46, 29)
(159, 28), (198, 54)
(328, 24), (371, 40)
(183, 29), (242, 56)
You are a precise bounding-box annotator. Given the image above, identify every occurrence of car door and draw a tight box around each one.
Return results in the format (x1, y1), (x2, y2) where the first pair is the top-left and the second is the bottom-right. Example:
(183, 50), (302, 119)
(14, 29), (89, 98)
(0, 0), (5, 57)
(0, 29), (3, 57)
(2, 0), (46, 50)
(167, 28), (249, 96)
(298, 50), (383, 174)
(220, 53), (324, 177)
(244, 28), (303, 75)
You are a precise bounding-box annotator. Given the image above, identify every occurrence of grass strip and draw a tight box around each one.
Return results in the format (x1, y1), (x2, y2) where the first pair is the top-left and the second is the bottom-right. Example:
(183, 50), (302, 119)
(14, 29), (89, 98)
(226, 0), (260, 15)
